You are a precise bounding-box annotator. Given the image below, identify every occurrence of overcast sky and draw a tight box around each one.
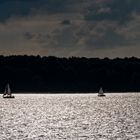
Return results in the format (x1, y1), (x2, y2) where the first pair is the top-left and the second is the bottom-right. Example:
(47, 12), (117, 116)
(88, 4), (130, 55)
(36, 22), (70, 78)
(0, 0), (140, 58)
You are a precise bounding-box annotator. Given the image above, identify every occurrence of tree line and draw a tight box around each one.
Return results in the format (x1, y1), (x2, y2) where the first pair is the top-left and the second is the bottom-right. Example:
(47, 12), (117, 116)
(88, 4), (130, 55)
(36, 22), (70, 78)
(0, 55), (140, 93)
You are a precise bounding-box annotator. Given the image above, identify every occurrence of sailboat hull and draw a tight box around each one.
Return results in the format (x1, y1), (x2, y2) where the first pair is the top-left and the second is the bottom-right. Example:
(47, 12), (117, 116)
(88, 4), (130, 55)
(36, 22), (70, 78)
(3, 96), (15, 98)
(98, 94), (106, 97)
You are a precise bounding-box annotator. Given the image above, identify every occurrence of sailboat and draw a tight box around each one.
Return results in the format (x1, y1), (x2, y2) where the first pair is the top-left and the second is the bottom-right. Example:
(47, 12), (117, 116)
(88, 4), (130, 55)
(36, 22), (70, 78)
(98, 87), (106, 97)
(3, 83), (15, 98)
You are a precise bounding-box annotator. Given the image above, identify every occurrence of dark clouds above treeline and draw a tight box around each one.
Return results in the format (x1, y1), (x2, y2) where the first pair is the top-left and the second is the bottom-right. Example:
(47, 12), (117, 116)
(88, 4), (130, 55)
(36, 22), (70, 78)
(0, 0), (140, 57)
(0, 0), (140, 21)
(0, 0), (81, 20)
(85, 0), (140, 22)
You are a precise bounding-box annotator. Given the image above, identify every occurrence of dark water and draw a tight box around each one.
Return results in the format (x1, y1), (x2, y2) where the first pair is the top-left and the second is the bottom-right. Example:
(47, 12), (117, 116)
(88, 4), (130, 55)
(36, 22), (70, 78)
(0, 93), (140, 140)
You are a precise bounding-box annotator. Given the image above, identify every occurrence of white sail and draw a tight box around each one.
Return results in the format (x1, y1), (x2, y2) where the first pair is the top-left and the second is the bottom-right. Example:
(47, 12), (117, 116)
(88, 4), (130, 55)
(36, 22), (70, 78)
(98, 87), (105, 97)
(3, 83), (14, 98)
(4, 83), (11, 95)
(7, 84), (11, 95)
(99, 87), (104, 95)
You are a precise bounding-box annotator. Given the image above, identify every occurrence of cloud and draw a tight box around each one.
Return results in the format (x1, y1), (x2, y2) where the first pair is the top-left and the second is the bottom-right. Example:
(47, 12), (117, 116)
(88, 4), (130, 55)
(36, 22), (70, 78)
(0, 0), (140, 58)
(85, 0), (140, 23)
(0, 0), (140, 23)
(0, 0), (84, 22)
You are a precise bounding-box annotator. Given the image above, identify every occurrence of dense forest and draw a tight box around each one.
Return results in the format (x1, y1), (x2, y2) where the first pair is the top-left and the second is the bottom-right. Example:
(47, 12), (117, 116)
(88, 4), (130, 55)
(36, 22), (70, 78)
(0, 55), (140, 93)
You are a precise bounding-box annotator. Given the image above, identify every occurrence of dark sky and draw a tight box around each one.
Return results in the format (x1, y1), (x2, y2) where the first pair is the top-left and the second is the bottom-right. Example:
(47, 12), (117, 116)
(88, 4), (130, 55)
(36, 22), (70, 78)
(0, 0), (140, 58)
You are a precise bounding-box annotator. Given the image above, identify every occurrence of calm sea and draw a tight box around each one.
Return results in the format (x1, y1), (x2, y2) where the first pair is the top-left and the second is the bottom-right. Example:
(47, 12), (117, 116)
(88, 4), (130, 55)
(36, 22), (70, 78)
(0, 93), (140, 140)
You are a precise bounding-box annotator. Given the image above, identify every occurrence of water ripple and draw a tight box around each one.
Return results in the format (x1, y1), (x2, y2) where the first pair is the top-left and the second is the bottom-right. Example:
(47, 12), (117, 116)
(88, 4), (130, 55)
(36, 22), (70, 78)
(0, 93), (140, 140)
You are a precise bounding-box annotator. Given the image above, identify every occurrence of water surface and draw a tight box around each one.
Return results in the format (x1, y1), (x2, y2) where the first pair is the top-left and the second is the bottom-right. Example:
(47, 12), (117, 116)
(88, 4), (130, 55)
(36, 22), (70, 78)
(0, 93), (140, 140)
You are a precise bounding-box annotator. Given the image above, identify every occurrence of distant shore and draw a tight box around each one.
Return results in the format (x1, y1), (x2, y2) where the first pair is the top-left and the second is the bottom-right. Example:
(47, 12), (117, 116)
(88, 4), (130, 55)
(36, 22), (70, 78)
(1, 55), (140, 93)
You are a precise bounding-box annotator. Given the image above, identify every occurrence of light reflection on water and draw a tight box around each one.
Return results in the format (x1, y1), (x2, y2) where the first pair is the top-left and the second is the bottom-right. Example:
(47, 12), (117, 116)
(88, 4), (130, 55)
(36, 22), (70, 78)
(0, 93), (140, 140)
